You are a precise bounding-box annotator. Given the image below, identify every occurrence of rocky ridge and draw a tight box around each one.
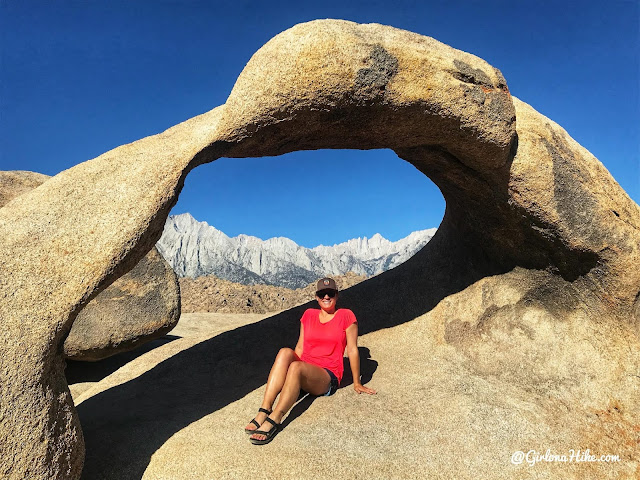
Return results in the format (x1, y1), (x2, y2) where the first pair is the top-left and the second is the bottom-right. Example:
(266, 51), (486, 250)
(157, 213), (436, 288)
(179, 271), (368, 313)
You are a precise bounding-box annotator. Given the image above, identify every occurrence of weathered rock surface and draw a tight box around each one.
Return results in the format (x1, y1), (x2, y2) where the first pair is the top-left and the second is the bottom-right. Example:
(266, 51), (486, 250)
(1, 19), (638, 479)
(0, 170), (50, 206)
(65, 247), (180, 361)
(0, 171), (181, 362)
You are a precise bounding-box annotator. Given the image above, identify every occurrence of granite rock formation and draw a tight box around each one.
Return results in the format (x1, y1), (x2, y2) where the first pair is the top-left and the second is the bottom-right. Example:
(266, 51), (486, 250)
(1, 20), (638, 479)
(0, 171), (181, 363)
(0, 170), (50, 206)
(179, 271), (367, 313)
(64, 247), (180, 361)
(157, 212), (436, 288)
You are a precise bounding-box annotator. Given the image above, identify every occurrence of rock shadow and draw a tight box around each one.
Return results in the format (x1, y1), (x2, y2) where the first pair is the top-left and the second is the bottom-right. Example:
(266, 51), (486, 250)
(76, 234), (508, 479)
(66, 336), (180, 384)
(280, 347), (378, 433)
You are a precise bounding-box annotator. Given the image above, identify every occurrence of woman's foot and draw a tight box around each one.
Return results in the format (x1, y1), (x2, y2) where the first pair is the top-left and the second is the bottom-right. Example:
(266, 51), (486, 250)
(244, 407), (271, 434)
(249, 412), (283, 443)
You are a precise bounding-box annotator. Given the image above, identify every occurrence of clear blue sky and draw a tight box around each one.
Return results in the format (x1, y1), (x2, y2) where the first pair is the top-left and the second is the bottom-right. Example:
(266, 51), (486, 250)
(1, 0), (638, 248)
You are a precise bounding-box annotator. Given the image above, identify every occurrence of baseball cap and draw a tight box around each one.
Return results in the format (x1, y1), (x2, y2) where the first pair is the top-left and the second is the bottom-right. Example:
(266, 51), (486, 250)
(316, 277), (338, 293)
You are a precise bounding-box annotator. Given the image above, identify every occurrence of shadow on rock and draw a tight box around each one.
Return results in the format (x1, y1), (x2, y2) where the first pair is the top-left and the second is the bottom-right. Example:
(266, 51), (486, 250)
(66, 336), (180, 384)
(77, 234), (506, 479)
(280, 347), (378, 433)
(340, 347), (378, 389)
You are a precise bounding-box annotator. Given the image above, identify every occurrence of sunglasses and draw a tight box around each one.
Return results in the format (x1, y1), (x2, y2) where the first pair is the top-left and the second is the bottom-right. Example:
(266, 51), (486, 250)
(316, 289), (337, 298)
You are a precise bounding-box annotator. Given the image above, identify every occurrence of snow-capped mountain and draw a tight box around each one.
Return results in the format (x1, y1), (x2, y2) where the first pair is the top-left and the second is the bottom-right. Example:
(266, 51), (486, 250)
(156, 213), (437, 289)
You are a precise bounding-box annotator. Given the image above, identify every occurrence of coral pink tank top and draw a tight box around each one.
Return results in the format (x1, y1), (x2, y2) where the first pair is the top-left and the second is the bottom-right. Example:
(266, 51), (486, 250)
(300, 308), (357, 383)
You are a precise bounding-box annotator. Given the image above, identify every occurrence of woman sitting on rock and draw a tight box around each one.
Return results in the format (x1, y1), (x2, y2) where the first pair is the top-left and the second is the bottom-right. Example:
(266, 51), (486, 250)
(244, 277), (376, 445)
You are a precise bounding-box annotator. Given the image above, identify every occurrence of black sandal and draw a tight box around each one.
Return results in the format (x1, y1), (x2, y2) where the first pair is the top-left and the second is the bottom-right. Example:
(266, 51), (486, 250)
(244, 408), (272, 434)
(249, 417), (280, 445)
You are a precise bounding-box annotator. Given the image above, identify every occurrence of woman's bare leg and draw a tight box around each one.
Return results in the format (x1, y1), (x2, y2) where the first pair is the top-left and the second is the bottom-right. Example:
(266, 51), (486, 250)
(245, 348), (299, 432)
(250, 361), (331, 441)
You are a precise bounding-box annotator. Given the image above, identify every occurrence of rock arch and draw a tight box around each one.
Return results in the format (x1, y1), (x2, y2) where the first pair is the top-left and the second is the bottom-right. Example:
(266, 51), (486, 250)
(1, 20), (638, 479)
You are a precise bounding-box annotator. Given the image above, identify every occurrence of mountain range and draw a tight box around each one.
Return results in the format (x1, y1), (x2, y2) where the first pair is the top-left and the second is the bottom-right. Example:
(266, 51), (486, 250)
(156, 213), (437, 289)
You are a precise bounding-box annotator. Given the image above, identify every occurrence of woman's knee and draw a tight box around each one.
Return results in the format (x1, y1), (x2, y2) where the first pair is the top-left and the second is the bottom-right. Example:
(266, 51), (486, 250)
(276, 347), (297, 363)
(285, 360), (304, 380)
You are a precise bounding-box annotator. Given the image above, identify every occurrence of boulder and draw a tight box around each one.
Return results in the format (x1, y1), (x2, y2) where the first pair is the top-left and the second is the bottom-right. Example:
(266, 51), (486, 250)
(0, 19), (638, 479)
(0, 171), (181, 362)
(0, 170), (50, 206)
(64, 246), (180, 361)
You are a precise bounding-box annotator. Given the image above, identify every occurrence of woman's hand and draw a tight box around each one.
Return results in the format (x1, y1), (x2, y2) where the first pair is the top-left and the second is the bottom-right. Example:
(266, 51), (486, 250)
(354, 383), (376, 395)
(345, 323), (376, 395)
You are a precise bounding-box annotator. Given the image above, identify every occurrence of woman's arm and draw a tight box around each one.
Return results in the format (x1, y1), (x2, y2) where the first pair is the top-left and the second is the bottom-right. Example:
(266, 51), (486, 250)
(345, 323), (376, 395)
(294, 323), (304, 358)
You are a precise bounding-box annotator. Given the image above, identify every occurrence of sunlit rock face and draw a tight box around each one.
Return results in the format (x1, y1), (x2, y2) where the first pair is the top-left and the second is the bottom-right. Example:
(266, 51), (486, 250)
(0, 20), (638, 479)
(63, 246), (180, 362)
(0, 170), (50, 205)
(0, 171), (181, 363)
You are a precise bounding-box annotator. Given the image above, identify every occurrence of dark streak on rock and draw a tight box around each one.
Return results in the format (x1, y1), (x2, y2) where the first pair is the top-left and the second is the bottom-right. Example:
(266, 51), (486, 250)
(452, 59), (493, 88)
(529, 128), (602, 280)
(493, 68), (509, 93)
(455, 62), (514, 126)
(444, 317), (475, 345)
(355, 45), (399, 96)
(519, 279), (582, 318)
(464, 85), (486, 105)
(486, 91), (516, 124)
(543, 129), (599, 243)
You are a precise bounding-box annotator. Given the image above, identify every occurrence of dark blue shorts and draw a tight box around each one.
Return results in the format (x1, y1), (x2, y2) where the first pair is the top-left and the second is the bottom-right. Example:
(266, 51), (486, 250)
(323, 368), (339, 396)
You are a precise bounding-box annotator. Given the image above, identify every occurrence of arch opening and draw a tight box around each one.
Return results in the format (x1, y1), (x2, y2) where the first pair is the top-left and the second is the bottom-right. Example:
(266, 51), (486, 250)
(164, 148), (445, 286)
(171, 148), (445, 248)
